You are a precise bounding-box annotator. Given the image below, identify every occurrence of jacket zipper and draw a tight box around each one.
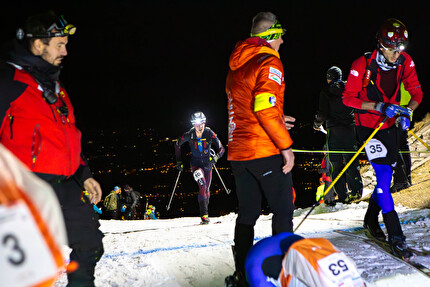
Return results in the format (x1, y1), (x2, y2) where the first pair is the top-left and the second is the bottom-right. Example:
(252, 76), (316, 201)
(31, 124), (42, 169)
(9, 114), (14, 139)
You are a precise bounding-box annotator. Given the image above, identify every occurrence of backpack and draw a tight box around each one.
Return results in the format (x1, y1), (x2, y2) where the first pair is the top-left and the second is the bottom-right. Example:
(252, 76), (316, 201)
(104, 193), (117, 210)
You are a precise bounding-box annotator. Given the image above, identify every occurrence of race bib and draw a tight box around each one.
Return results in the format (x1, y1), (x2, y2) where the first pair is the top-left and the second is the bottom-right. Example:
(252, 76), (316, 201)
(193, 170), (204, 181)
(0, 201), (58, 287)
(317, 252), (362, 286)
(364, 139), (387, 161)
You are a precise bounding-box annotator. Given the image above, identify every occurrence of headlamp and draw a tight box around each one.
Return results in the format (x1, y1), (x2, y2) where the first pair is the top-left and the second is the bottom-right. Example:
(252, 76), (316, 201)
(46, 15), (76, 37)
(21, 14), (76, 39)
(191, 119), (205, 125)
(380, 42), (405, 53)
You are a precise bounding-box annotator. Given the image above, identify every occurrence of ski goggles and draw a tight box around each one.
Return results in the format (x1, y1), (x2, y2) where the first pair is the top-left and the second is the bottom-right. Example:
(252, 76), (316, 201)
(250, 19), (285, 41)
(380, 42), (405, 54)
(45, 15), (76, 37)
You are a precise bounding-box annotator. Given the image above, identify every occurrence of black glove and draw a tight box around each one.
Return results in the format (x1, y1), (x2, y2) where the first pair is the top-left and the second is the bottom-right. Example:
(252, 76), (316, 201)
(176, 161), (183, 171)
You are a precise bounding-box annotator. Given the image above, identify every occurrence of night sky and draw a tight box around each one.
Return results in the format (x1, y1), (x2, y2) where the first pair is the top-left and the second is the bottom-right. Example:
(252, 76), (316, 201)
(1, 0), (428, 143)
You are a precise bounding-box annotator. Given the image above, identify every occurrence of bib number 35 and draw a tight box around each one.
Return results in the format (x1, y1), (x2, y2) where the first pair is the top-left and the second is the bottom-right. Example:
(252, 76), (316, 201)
(365, 139), (387, 161)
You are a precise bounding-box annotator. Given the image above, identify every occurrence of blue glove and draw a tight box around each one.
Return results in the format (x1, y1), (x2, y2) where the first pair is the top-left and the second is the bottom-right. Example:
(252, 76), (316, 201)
(93, 204), (102, 214)
(396, 113), (411, 130)
(374, 102), (410, 118)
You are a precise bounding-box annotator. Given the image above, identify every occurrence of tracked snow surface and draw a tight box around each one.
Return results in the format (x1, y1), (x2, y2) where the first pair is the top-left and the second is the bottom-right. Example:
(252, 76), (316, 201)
(54, 200), (430, 287)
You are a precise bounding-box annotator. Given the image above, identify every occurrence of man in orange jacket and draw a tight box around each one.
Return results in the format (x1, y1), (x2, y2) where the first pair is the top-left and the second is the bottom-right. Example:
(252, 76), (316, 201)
(225, 11), (295, 287)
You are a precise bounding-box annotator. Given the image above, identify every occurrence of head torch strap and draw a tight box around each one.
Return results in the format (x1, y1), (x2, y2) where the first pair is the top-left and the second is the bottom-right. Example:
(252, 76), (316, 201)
(251, 28), (284, 38)
(45, 15), (76, 37)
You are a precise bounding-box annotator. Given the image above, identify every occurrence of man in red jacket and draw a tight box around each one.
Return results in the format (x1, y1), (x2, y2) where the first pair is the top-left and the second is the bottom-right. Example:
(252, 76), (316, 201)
(225, 11), (295, 286)
(0, 11), (104, 286)
(343, 18), (422, 259)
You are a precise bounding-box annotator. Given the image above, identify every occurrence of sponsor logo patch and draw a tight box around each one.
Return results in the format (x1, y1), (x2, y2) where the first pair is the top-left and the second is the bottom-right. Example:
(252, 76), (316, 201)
(269, 67), (282, 78)
(269, 96), (276, 106)
(350, 69), (359, 77)
(268, 73), (282, 85)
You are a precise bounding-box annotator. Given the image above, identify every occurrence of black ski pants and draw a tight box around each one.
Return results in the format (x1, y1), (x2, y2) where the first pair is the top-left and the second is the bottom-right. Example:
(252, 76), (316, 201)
(326, 125), (363, 201)
(230, 155), (294, 276)
(50, 178), (104, 287)
(231, 154), (295, 233)
(393, 128), (412, 185)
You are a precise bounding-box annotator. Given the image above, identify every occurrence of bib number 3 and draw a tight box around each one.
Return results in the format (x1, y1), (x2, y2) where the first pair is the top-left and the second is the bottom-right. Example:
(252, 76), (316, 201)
(0, 202), (58, 287)
(2, 234), (26, 266)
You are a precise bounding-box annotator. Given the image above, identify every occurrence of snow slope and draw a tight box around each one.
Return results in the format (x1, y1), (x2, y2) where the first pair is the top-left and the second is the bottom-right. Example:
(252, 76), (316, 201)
(54, 199), (430, 287)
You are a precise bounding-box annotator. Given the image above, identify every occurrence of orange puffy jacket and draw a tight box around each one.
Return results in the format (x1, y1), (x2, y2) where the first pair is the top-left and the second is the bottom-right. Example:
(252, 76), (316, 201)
(226, 37), (293, 161)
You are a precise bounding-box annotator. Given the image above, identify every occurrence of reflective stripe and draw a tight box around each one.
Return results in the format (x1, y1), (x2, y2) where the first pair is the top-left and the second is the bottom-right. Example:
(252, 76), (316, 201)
(400, 82), (411, 106)
(254, 93), (276, 112)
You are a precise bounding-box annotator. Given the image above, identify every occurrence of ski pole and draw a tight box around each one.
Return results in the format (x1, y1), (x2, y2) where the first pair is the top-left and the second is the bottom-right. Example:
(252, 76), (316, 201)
(213, 164), (231, 194)
(210, 149), (231, 194)
(294, 116), (388, 232)
(166, 170), (182, 211)
(408, 129), (430, 151)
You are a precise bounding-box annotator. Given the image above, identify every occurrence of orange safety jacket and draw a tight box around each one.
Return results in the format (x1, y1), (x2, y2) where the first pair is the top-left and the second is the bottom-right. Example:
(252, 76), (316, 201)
(226, 37), (292, 161)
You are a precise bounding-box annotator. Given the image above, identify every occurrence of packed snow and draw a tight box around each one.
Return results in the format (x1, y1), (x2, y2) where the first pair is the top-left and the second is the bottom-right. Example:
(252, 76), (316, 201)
(53, 189), (430, 287)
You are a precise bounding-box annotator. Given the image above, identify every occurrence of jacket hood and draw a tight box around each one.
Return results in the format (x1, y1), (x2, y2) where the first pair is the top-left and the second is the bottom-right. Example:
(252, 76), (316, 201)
(229, 37), (280, 71)
(8, 39), (62, 90)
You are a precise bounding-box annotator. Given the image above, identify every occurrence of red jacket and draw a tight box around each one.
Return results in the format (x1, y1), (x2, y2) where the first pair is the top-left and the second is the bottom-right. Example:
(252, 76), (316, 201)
(226, 37), (293, 161)
(0, 64), (85, 177)
(343, 50), (423, 129)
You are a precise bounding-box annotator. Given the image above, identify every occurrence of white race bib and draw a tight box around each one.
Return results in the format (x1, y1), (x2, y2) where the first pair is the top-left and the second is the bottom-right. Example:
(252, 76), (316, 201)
(317, 252), (362, 286)
(364, 139), (387, 161)
(193, 170), (204, 181)
(0, 201), (58, 287)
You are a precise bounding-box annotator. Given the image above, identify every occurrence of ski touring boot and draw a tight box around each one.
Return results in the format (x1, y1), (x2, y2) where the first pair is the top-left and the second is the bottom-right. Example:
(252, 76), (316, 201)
(363, 220), (386, 242)
(364, 197), (386, 242)
(200, 215), (210, 224)
(383, 210), (413, 259)
(225, 271), (249, 287)
(389, 235), (413, 259)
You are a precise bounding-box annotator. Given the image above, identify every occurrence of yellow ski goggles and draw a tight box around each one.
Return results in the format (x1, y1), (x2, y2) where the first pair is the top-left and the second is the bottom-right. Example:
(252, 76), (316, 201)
(250, 19), (285, 41)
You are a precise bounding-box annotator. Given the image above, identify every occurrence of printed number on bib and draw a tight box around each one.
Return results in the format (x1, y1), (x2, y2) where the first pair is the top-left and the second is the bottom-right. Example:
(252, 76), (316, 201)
(0, 201), (58, 287)
(318, 252), (361, 285)
(364, 139), (387, 161)
(193, 170), (204, 181)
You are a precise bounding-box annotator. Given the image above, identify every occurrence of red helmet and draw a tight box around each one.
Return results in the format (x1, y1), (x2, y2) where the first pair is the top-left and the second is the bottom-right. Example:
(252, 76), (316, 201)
(376, 18), (408, 51)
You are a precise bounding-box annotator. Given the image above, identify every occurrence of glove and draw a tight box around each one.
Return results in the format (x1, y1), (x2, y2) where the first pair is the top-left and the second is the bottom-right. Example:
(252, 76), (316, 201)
(209, 154), (218, 164)
(396, 113), (411, 130)
(176, 161), (183, 171)
(313, 121), (322, 131)
(374, 102), (410, 118)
